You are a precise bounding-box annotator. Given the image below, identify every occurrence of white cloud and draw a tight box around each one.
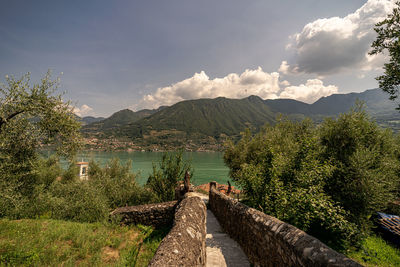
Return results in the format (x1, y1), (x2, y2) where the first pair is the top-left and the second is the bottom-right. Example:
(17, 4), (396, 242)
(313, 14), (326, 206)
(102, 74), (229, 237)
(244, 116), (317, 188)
(138, 67), (281, 109)
(278, 61), (290, 75)
(137, 68), (338, 108)
(280, 79), (338, 104)
(73, 104), (94, 117)
(287, 0), (395, 74)
(280, 80), (290, 87)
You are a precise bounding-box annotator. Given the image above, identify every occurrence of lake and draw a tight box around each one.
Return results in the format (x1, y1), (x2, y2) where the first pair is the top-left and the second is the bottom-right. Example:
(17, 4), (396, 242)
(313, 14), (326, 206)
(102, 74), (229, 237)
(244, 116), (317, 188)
(61, 151), (232, 186)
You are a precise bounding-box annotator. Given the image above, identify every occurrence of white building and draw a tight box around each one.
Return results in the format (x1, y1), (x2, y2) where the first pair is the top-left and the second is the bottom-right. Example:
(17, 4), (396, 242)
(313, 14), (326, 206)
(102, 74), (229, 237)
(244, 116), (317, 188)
(76, 162), (89, 180)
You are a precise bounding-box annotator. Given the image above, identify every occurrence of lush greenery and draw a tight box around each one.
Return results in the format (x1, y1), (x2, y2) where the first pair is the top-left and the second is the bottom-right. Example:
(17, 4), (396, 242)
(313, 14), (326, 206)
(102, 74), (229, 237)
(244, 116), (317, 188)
(0, 72), (81, 219)
(0, 72), (192, 222)
(346, 234), (400, 267)
(1, 152), (193, 223)
(224, 108), (400, 250)
(146, 151), (193, 202)
(0, 72), (186, 264)
(83, 95), (277, 150)
(0, 218), (167, 266)
(83, 108), (158, 131)
(0, 71), (81, 157)
(370, 1), (400, 109)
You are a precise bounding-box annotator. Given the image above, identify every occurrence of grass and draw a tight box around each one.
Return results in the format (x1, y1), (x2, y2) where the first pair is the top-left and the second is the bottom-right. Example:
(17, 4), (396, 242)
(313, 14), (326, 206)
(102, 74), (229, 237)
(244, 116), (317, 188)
(346, 234), (400, 267)
(194, 187), (208, 195)
(0, 218), (168, 266)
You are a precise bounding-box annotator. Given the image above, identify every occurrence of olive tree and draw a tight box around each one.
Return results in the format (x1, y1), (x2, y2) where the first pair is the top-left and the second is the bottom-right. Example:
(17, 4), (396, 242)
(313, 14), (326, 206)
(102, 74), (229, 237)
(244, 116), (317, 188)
(370, 1), (400, 108)
(0, 71), (81, 217)
(0, 71), (81, 157)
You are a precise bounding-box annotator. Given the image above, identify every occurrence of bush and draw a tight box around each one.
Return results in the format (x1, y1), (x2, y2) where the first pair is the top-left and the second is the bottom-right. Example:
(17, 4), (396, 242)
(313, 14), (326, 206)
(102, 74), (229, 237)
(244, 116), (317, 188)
(88, 158), (155, 209)
(224, 119), (357, 249)
(224, 110), (400, 249)
(146, 151), (193, 202)
(0, 156), (62, 219)
(319, 109), (400, 233)
(0, 156), (158, 223)
(43, 157), (157, 222)
(47, 180), (109, 222)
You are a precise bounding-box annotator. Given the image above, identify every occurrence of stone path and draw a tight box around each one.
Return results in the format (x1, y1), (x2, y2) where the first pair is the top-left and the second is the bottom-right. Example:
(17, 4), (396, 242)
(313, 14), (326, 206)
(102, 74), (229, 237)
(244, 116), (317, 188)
(191, 193), (250, 267)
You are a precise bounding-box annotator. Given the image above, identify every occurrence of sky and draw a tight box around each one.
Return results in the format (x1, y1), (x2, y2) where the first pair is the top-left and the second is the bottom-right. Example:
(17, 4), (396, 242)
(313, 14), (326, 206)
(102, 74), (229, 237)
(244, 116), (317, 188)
(0, 0), (395, 117)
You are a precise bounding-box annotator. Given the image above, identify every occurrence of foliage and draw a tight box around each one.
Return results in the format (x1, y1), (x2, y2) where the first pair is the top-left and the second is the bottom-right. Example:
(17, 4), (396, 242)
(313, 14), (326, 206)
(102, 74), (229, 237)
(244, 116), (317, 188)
(0, 156), (62, 219)
(0, 71), (81, 159)
(88, 158), (155, 209)
(319, 108), (400, 233)
(224, 119), (357, 249)
(1, 155), (158, 222)
(224, 110), (400, 249)
(0, 72), (81, 215)
(46, 180), (109, 223)
(146, 151), (193, 202)
(370, 2), (400, 109)
(43, 158), (156, 223)
(346, 234), (400, 267)
(84, 96), (276, 149)
(0, 218), (166, 266)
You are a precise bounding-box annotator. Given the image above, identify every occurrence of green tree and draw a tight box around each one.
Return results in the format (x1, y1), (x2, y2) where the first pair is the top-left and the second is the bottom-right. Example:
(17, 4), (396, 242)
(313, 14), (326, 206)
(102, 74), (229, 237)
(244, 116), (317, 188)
(0, 71), (81, 218)
(319, 108), (400, 233)
(224, 110), (400, 249)
(0, 71), (81, 157)
(370, 1), (400, 108)
(88, 158), (155, 209)
(146, 151), (193, 202)
(224, 119), (356, 249)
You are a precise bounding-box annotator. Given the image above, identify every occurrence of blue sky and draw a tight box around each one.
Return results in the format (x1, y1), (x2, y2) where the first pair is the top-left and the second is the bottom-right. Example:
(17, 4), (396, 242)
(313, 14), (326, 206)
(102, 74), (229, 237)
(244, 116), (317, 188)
(0, 0), (395, 117)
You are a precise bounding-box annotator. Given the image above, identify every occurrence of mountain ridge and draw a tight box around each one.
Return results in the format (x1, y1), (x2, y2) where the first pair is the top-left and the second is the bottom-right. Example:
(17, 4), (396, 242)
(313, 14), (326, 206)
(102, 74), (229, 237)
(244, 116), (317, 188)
(82, 88), (400, 150)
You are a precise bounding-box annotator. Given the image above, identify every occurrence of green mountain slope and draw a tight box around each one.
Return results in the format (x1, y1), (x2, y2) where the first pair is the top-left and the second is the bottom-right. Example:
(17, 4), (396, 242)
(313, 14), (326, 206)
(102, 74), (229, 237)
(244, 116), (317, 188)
(83, 108), (160, 132)
(116, 95), (276, 139)
(80, 116), (105, 125)
(82, 88), (400, 150)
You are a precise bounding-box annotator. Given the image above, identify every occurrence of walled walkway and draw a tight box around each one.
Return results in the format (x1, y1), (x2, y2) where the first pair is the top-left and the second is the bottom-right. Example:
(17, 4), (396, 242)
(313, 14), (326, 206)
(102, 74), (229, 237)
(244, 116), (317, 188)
(191, 193), (250, 267)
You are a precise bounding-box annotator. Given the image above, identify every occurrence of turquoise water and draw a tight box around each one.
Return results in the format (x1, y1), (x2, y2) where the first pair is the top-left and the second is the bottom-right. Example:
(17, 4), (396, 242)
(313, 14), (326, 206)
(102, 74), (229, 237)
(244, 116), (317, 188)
(58, 151), (231, 186)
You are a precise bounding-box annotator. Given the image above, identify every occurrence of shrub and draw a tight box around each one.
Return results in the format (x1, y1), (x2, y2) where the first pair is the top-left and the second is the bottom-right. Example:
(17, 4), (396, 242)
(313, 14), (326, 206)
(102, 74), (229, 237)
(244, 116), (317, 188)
(319, 109), (400, 233)
(146, 151), (193, 202)
(224, 119), (357, 249)
(47, 180), (109, 222)
(88, 158), (155, 209)
(0, 156), (62, 219)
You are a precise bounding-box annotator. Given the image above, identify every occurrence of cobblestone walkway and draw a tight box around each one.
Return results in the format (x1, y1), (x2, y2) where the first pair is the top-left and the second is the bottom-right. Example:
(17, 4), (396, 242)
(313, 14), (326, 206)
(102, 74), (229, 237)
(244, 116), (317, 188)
(191, 193), (250, 267)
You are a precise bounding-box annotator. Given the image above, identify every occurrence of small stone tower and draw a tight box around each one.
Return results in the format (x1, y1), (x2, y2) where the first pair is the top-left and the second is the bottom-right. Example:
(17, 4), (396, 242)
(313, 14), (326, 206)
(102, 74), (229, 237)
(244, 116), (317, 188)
(76, 162), (89, 180)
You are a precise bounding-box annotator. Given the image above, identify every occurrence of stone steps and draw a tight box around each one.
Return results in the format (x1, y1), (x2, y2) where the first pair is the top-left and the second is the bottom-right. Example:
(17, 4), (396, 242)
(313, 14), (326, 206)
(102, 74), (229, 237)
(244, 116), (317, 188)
(191, 193), (250, 267)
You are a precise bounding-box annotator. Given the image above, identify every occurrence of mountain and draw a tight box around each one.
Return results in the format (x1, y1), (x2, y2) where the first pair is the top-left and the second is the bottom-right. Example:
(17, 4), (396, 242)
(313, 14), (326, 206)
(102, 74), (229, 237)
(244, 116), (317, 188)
(265, 88), (398, 116)
(82, 88), (400, 150)
(80, 116), (105, 125)
(83, 107), (162, 132)
(116, 95), (276, 139)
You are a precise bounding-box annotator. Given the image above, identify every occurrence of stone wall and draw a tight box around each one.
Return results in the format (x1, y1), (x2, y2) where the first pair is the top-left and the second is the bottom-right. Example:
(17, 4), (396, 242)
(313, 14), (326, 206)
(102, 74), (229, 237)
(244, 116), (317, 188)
(209, 184), (362, 267)
(110, 201), (177, 228)
(149, 193), (207, 266)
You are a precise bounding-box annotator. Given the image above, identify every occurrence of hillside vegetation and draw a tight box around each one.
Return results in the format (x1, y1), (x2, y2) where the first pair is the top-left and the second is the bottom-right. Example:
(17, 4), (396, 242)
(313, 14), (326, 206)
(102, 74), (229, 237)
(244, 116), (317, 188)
(83, 108), (160, 131)
(224, 107), (400, 251)
(82, 88), (400, 151)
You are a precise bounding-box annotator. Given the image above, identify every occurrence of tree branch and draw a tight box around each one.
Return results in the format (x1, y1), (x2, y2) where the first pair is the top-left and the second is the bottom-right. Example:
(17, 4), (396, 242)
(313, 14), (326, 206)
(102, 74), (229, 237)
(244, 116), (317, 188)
(0, 109), (25, 133)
